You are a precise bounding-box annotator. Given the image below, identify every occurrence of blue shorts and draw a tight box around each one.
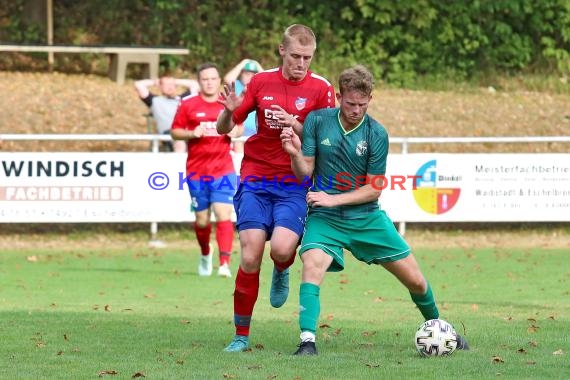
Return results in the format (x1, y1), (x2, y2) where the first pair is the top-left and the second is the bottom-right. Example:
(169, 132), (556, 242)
(233, 182), (307, 239)
(187, 173), (237, 212)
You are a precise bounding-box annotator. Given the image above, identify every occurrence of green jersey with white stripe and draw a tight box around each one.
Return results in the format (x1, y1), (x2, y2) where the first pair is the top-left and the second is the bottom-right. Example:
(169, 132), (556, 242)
(301, 108), (389, 219)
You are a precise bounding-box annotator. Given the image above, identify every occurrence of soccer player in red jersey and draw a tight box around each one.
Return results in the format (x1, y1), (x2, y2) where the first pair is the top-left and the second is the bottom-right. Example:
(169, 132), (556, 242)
(217, 24), (335, 352)
(171, 63), (242, 278)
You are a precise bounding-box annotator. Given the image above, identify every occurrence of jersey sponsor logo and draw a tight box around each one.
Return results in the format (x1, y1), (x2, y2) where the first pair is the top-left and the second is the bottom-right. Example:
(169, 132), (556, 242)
(196, 112), (206, 117)
(264, 108), (298, 129)
(320, 138), (331, 146)
(356, 141), (368, 156)
(295, 97), (307, 111)
(262, 95), (274, 101)
(199, 121), (221, 136)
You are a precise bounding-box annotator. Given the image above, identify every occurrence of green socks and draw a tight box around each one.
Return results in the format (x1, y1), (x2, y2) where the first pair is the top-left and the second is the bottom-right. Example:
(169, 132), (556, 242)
(410, 283), (440, 320)
(299, 282), (320, 334)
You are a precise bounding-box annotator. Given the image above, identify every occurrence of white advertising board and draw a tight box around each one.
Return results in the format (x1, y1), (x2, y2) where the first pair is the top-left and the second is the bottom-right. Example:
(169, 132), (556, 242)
(1, 152), (568, 223)
(382, 153), (570, 222)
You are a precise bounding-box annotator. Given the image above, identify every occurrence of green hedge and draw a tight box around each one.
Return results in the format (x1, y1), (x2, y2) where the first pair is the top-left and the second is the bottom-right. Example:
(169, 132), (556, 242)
(1, 0), (568, 84)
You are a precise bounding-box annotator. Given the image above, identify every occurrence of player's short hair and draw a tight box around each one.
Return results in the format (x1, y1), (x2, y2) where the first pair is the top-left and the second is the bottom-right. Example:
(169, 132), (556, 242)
(196, 62), (219, 79)
(338, 65), (375, 96)
(282, 24), (316, 48)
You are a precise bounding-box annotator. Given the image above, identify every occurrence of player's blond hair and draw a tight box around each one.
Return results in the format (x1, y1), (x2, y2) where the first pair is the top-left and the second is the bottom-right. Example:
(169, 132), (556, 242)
(282, 24), (317, 48)
(338, 65), (375, 96)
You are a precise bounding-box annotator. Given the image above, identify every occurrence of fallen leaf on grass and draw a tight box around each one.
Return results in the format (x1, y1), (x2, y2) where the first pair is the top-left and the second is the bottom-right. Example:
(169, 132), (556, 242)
(374, 297), (384, 303)
(333, 328), (342, 336)
(131, 372), (145, 378)
(143, 294), (155, 298)
(57, 351), (64, 355)
(491, 356), (505, 363)
(98, 370), (118, 377)
(528, 340), (538, 347)
(526, 361), (536, 365)
(247, 365), (262, 370)
(362, 331), (377, 337)
(26, 255), (38, 262)
(553, 349), (564, 355)
(319, 324), (331, 329)
(503, 316), (513, 321)
(527, 325), (539, 333)
(104, 305), (111, 312)
(222, 374), (236, 379)
(254, 343), (264, 350)
(180, 320), (190, 324)
(471, 303), (479, 311)
(527, 318), (537, 323)
(63, 334), (69, 341)
(364, 362), (380, 368)
(517, 348), (526, 353)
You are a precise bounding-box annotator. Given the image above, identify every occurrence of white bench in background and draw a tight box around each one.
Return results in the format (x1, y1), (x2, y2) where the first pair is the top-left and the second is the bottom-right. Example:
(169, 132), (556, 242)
(0, 44), (190, 85)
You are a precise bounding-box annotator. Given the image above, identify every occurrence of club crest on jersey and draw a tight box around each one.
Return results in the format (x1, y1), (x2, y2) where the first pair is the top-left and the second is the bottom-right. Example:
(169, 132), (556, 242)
(295, 97), (307, 111)
(356, 141), (368, 156)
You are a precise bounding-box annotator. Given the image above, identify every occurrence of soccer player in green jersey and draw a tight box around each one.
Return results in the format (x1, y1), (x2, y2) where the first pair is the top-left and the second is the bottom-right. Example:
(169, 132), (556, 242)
(280, 65), (469, 356)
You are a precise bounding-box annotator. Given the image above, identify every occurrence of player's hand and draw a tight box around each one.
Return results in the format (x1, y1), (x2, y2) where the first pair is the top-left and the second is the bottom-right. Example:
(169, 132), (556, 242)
(271, 105), (297, 129)
(307, 191), (337, 208)
(192, 126), (205, 139)
(280, 127), (301, 155)
(218, 82), (243, 111)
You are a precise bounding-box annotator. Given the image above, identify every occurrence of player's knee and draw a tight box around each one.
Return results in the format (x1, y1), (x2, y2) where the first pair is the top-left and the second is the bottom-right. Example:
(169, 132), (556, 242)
(269, 246), (294, 263)
(240, 254), (262, 272)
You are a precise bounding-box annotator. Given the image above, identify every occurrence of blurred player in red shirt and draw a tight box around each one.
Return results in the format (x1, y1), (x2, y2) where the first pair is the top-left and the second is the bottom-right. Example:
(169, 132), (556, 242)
(217, 24), (335, 352)
(172, 63), (242, 278)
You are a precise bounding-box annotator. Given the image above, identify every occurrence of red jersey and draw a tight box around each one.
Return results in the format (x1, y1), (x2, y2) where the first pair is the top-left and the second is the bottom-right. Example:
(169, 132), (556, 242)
(172, 93), (234, 178)
(232, 68), (335, 181)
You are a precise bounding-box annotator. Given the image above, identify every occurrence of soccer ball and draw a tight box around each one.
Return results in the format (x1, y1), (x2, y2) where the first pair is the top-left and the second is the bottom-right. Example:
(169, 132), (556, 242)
(414, 319), (458, 357)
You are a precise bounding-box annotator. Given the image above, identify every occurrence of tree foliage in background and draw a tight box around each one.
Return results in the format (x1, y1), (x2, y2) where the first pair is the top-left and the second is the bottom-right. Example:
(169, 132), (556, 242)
(0, 0), (568, 85)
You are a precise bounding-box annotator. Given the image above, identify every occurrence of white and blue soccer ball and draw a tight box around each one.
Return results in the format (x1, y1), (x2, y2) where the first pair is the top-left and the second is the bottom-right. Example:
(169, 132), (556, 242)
(414, 319), (458, 357)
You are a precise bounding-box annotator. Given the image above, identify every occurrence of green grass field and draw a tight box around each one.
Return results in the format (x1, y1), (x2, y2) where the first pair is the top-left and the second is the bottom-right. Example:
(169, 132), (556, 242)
(1, 243), (568, 379)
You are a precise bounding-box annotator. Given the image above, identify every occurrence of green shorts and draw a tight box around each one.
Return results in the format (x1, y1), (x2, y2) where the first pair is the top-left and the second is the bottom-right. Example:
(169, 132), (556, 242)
(299, 209), (410, 272)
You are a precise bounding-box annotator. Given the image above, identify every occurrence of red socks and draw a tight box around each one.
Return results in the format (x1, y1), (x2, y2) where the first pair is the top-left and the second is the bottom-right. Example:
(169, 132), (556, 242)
(216, 220), (234, 265)
(234, 267), (260, 336)
(194, 223), (211, 256)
